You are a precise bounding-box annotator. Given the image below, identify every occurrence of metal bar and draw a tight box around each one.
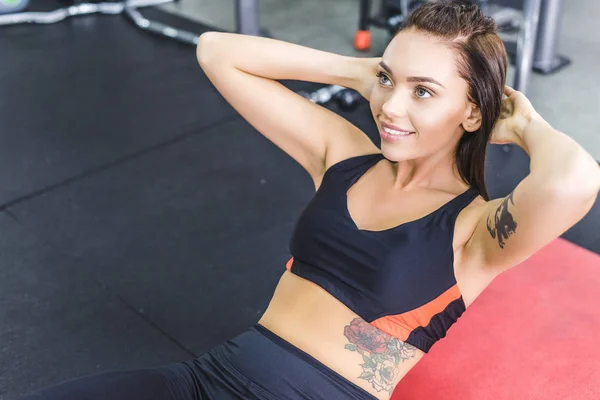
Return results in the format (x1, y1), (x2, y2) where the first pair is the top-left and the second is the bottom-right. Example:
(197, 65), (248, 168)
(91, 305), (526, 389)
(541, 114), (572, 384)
(0, 0), (173, 26)
(533, 0), (568, 73)
(479, 0), (490, 15)
(358, 0), (371, 31)
(235, 0), (261, 36)
(128, 0), (174, 7)
(400, 0), (409, 18)
(513, 0), (542, 94)
(299, 85), (346, 104)
(487, 6), (522, 28)
(124, 5), (199, 46)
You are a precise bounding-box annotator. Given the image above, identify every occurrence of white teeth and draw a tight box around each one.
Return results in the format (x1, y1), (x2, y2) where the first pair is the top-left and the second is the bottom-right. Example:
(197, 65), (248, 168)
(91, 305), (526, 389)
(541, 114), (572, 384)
(383, 127), (411, 136)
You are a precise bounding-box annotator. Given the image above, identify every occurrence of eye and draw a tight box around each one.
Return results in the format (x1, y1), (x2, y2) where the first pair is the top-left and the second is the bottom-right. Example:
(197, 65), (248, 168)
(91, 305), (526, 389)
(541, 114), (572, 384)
(415, 86), (432, 99)
(376, 71), (392, 86)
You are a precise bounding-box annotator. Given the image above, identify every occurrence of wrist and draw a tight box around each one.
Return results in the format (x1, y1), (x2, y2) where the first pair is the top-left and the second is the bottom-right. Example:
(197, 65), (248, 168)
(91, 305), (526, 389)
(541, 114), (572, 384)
(519, 112), (555, 155)
(344, 57), (379, 100)
(520, 112), (550, 143)
(518, 111), (546, 137)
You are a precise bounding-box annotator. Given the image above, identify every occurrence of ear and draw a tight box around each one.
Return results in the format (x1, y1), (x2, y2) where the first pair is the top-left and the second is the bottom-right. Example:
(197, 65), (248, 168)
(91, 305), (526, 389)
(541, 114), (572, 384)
(462, 103), (482, 132)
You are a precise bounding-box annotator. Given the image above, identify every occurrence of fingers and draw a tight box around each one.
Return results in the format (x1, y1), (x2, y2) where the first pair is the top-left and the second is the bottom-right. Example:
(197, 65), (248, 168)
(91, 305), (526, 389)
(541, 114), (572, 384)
(504, 85), (516, 96)
(502, 85), (536, 118)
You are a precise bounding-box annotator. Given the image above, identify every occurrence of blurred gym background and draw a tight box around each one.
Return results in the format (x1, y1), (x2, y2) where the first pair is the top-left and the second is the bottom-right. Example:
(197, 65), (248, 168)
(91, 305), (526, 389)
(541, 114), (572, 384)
(162, 0), (599, 158)
(1, 1), (599, 400)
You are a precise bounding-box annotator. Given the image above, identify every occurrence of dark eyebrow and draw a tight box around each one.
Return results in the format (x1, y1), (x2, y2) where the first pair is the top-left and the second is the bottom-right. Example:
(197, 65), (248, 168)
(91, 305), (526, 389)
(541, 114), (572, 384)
(407, 76), (445, 88)
(379, 61), (446, 88)
(379, 61), (394, 76)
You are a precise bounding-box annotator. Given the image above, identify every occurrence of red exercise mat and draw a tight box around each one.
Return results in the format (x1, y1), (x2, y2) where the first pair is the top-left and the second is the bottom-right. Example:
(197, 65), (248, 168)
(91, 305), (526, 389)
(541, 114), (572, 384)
(392, 238), (600, 400)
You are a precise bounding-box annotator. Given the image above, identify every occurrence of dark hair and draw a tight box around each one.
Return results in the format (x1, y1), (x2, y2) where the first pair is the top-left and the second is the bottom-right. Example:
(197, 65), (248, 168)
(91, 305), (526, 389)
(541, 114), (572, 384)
(397, 1), (507, 201)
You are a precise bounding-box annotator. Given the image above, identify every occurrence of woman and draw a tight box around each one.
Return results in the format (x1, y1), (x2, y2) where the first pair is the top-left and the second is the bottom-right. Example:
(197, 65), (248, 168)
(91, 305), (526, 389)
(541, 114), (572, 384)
(21, 2), (600, 400)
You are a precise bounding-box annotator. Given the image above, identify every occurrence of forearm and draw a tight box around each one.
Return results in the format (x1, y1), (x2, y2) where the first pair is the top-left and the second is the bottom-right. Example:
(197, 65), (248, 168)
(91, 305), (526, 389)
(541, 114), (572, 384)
(196, 32), (378, 96)
(517, 113), (600, 194)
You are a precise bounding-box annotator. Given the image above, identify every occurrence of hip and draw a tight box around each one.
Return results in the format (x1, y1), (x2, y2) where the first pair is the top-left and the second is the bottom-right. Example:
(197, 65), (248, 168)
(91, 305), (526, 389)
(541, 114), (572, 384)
(164, 323), (379, 400)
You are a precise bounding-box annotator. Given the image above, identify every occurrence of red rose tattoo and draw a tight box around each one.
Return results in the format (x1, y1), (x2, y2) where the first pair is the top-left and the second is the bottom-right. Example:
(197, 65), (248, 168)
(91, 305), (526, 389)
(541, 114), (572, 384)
(343, 318), (417, 395)
(344, 318), (390, 353)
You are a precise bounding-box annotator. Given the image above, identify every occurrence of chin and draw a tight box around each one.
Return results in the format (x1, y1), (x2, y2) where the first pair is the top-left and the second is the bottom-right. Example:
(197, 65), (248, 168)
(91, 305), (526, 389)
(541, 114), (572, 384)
(380, 146), (414, 163)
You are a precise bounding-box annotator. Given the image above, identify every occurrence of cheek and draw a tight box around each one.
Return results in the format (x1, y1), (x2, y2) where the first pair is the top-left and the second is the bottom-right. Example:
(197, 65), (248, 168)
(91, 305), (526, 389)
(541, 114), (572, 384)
(409, 100), (466, 136)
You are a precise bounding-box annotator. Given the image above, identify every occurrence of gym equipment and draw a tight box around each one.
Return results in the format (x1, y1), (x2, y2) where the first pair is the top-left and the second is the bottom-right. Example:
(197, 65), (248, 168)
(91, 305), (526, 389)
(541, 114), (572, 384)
(236, 0), (262, 37)
(336, 88), (364, 110)
(0, 0), (29, 14)
(0, 0), (201, 46)
(297, 85), (363, 111)
(512, 0), (541, 92)
(0, 0), (264, 45)
(531, 0), (570, 74)
(125, 3), (200, 46)
(0, 0), (169, 24)
(356, 0), (418, 45)
(392, 238), (600, 400)
(1, 0), (349, 112)
(356, 0), (523, 49)
(354, 0), (571, 95)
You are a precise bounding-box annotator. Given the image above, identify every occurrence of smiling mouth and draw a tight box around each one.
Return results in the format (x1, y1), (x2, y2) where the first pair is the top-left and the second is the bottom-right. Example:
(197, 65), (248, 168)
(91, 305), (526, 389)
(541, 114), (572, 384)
(382, 126), (414, 136)
(380, 121), (414, 135)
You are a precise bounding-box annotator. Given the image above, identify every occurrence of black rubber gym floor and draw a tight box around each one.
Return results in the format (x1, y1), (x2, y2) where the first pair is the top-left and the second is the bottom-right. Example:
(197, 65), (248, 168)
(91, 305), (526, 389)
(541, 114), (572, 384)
(1, 3), (598, 399)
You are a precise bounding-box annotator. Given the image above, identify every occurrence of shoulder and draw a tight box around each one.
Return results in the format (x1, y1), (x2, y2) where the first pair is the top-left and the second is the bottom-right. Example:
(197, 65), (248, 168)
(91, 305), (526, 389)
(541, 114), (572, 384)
(326, 137), (380, 169)
(313, 136), (380, 190)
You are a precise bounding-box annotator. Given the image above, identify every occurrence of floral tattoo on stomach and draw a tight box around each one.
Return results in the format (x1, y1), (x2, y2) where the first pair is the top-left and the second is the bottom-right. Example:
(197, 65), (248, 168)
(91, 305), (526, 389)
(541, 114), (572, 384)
(344, 318), (417, 395)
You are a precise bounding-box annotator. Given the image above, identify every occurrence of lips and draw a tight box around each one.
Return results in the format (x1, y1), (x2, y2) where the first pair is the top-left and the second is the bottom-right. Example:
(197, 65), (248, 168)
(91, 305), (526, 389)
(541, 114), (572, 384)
(379, 121), (415, 142)
(381, 122), (413, 133)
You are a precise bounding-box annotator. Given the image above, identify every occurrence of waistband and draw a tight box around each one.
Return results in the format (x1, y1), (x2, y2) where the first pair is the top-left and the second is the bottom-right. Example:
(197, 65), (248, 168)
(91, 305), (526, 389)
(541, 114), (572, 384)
(164, 323), (380, 400)
(251, 323), (378, 400)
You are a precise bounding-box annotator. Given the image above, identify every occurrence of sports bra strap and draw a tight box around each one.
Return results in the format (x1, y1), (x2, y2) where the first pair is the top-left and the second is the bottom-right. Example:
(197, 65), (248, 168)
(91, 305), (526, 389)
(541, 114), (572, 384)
(323, 153), (384, 189)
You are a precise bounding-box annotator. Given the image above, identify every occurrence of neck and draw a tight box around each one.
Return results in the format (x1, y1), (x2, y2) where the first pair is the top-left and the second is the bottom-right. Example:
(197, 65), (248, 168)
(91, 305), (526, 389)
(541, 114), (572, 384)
(387, 146), (464, 192)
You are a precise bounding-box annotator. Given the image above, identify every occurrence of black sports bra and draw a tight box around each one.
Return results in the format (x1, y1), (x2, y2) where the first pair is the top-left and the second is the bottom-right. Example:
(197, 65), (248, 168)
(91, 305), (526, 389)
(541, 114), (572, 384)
(285, 153), (479, 353)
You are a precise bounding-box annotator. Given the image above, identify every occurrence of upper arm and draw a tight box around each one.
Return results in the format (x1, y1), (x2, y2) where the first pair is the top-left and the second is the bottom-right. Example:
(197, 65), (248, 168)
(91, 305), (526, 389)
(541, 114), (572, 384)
(461, 175), (599, 273)
(198, 50), (373, 185)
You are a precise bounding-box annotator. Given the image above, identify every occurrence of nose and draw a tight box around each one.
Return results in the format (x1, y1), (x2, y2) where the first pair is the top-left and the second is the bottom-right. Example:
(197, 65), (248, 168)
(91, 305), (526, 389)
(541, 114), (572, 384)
(381, 91), (408, 120)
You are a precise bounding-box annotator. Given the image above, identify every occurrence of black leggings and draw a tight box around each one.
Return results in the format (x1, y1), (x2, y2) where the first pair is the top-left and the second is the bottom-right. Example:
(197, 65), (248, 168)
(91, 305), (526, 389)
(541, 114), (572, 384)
(20, 324), (377, 400)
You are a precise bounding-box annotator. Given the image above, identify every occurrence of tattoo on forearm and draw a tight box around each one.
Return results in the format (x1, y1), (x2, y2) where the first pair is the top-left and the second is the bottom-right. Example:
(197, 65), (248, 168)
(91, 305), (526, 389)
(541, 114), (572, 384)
(343, 318), (416, 395)
(486, 191), (518, 249)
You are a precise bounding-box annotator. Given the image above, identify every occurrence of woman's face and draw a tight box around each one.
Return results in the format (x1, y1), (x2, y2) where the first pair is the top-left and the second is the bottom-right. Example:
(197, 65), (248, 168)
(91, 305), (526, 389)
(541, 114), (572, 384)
(370, 28), (478, 162)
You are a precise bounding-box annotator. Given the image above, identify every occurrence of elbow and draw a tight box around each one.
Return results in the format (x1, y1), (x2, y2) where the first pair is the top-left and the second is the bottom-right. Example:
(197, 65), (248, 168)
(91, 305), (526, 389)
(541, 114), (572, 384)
(196, 31), (223, 68)
(550, 177), (599, 202)
(548, 153), (600, 197)
(547, 168), (599, 215)
(578, 150), (600, 195)
(578, 159), (600, 196)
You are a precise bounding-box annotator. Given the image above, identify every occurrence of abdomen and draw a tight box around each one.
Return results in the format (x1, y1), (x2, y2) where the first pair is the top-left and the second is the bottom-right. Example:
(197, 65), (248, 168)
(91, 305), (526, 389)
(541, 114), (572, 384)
(258, 271), (425, 400)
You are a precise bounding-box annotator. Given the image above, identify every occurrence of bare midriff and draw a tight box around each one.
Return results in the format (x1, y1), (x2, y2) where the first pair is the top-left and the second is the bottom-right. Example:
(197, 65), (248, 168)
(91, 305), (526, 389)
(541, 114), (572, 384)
(257, 270), (426, 400)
